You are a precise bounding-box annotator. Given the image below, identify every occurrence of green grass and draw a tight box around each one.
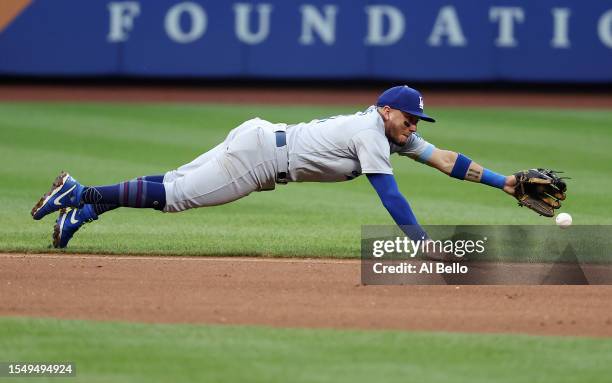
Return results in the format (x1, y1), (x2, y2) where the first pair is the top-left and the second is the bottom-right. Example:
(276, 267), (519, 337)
(1, 317), (611, 383)
(1, 102), (611, 256)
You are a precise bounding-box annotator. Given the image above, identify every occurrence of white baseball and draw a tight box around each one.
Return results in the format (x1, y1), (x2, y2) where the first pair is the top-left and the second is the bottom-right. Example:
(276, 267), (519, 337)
(555, 213), (572, 229)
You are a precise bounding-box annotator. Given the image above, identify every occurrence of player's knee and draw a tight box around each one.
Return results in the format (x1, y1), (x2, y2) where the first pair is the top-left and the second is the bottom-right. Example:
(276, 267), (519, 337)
(162, 171), (177, 183)
(159, 180), (198, 213)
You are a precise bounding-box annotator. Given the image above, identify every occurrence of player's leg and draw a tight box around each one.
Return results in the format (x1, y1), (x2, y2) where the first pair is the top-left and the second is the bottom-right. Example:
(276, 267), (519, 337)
(32, 173), (167, 220)
(85, 174), (166, 216)
(39, 153), (228, 248)
(164, 125), (277, 212)
(83, 135), (235, 214)
(81, 178), (166, 210)
(34, 119), (247, 220)
(30, 171), (167, 248)
(163, 119), (263, 183)
(163, 143), (225, 183)
(52, 174), (166, 248)
(39, 121), (276, 247)
(164, 156), (256, 212)
(54, 173), (167, 248)
(55, 175), (165, 248)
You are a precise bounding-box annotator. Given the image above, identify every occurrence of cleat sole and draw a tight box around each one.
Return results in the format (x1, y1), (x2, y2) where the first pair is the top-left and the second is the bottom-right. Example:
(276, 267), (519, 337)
(31, 171), (69, 220)
(52, 208), (67, 248)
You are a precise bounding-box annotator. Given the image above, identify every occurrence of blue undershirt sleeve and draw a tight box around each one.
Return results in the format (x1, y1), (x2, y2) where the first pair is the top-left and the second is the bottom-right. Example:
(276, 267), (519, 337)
(366, 173), (428, 240)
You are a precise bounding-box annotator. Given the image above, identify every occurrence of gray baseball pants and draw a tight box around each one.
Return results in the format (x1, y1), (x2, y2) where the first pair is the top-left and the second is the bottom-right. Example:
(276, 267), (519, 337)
(162, 118), (283, 212)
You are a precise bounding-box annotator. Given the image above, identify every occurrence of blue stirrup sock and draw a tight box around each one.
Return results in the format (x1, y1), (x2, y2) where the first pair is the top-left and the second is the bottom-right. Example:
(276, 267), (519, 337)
(81, 175), (166, 212)
(91, 203), (118, 216)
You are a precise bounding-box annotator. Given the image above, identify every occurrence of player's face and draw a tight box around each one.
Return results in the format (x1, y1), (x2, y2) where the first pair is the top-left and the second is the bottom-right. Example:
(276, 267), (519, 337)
(383, 108), (419, 146)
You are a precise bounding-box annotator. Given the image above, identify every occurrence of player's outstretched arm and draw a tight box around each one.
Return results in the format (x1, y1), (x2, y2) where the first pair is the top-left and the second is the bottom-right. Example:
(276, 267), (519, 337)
(425, 148), (516, 195)
(367, 174), (461, 260)
(422, 149), (568, 217)
(366, 173), (428, 240)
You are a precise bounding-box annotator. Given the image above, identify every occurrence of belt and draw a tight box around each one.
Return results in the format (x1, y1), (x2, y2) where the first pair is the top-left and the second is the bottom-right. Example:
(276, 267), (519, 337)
(274, 129), (288, 184)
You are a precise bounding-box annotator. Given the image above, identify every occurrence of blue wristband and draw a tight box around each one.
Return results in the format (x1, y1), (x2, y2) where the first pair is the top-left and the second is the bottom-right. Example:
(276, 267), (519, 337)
(450, 153), (472, 180)
(481, 168), (506, 189)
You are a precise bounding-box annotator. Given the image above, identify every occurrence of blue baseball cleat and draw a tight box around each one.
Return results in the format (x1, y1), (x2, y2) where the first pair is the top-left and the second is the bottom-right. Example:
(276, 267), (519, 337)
(53, 205), (98, 248)
(31, 171), (84, 220)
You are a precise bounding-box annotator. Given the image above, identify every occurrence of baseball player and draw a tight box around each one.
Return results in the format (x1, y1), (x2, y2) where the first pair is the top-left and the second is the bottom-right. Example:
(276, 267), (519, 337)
(31, 85), (564, 249)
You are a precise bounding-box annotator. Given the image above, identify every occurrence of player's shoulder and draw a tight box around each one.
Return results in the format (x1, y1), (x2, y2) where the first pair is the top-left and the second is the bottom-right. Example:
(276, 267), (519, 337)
(346, 106), (384, 134)
(302, 105), (380, 132)
(352, 105), (379, 122)
(324, 105), (377, 124)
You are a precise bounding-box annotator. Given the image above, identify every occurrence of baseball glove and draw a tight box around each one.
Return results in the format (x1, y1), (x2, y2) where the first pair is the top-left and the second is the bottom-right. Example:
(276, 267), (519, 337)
(513, 169), (567, 217)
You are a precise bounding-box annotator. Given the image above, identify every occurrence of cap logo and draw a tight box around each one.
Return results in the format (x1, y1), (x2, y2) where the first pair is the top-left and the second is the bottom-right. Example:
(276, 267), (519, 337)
(419, 96), (424, 110)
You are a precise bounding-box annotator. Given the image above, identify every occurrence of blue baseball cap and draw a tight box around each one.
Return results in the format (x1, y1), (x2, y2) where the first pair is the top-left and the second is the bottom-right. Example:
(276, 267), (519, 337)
(376, 85), (436, 123)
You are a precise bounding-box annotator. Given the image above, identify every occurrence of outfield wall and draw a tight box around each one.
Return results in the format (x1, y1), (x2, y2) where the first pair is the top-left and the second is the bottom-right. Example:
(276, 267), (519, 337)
(1, 0), (611, 82)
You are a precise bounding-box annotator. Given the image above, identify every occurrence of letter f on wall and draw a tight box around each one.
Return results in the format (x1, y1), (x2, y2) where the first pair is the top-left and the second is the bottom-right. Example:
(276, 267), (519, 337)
(0, 0), (32, 34)
(108, 1), (141, 42)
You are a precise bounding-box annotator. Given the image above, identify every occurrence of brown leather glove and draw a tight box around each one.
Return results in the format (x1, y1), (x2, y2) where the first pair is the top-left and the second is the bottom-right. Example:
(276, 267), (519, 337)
(513, 169), (567, 217)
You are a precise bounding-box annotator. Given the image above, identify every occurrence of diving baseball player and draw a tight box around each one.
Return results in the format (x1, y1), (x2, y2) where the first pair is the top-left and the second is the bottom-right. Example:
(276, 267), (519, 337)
(30, 85), (566, 248)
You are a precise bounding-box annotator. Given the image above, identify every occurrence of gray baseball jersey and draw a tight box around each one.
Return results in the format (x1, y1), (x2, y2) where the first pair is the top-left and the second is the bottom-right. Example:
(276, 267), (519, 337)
(286, 106), (434, 182)
(162, 107), (435, 212)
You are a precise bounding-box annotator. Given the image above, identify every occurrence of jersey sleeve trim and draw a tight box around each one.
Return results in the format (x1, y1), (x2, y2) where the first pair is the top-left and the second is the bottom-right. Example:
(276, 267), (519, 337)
(361, 168), (394, 175)
(415, 144), (435, 163)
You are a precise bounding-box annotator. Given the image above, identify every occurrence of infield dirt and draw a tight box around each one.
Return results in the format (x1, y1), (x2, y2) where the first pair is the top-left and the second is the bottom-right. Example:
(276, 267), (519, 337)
(2, 253), (612, 337)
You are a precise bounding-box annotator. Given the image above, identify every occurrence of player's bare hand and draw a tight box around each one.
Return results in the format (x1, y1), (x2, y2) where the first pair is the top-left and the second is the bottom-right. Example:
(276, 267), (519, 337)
(503, 175), (517, 196)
